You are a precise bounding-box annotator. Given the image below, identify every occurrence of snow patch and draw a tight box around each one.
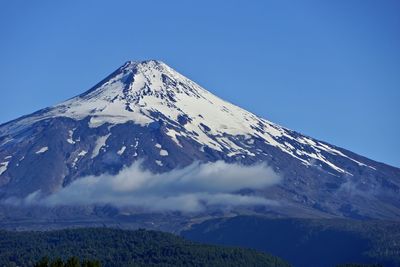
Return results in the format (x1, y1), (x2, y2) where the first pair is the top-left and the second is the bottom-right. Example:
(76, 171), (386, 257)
(160, 149), (169, 156)
(67, 130), (76, 144)
(165, 129), (182, 147)
(72, 158), (78, 168)
(72, 150), (88, 168)
(1, 139), (13, 146)
(117, 146), (126, 155)
(0, 161), (9, 175)
(78, 150), (88, 157)
(91, 134), (111, 158)
(35, 147), (48, 154)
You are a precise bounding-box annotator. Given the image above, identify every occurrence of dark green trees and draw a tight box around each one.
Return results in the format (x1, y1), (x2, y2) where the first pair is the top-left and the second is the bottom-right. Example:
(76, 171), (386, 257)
(1, 228), (289, 267)
(34, 257), (100, 267)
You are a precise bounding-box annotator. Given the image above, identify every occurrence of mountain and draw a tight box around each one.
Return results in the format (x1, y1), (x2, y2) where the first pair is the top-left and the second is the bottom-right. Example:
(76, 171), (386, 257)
(0, 60), (399, 222)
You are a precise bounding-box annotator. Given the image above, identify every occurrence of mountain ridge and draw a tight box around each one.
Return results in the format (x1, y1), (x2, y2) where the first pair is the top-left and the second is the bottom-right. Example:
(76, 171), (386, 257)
(0, 60), (381, 172)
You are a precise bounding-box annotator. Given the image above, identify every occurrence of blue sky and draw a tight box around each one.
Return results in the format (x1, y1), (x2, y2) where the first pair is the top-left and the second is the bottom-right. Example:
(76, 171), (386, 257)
(0, 0), (399, 167)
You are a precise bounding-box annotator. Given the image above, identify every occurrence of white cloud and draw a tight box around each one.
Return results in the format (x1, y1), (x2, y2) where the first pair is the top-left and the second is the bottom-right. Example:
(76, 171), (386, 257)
(21, 161), (282, 212)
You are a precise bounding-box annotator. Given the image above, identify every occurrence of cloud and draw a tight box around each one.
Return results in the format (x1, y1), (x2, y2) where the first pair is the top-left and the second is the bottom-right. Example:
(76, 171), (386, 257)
(21, 161), (282, 212)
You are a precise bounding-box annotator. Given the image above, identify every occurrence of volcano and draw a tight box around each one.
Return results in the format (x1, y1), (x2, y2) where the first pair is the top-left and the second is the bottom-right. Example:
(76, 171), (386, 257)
(0, 60), (399, 221)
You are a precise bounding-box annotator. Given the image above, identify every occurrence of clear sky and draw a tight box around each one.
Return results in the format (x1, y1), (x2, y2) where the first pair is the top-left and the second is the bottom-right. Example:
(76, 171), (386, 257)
(0, 1), (399, 167)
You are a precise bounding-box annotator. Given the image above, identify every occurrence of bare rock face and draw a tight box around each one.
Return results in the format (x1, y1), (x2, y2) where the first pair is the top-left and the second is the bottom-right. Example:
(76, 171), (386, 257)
(0, 60), (399, 222)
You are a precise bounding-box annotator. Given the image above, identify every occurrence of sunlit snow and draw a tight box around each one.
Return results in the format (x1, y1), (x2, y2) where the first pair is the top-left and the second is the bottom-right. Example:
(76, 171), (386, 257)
(35, 147), (48, 154)
(0, 60), (377, 174)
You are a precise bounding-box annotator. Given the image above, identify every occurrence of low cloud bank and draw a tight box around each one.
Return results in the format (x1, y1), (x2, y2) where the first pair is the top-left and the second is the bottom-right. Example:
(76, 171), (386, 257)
(24, 161), (282, 212)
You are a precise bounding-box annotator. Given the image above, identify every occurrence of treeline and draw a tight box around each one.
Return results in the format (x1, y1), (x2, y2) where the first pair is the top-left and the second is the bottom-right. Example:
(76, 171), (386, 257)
(336, 264), (384, 267)
(0, 228), (290, 267)
(34, 256), (100, 267)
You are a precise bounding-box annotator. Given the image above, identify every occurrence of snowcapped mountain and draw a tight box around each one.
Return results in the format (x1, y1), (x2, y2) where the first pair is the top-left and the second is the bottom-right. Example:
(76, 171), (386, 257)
(0, 60), (399, 221)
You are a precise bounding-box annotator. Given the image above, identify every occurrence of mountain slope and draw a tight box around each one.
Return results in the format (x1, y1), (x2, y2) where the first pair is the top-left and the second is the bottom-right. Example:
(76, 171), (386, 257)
(0, 60), (399, 220)
(182, 215), (400, 267)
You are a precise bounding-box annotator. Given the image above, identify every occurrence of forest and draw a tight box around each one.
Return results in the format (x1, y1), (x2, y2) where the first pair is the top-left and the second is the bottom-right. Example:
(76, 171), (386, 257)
(0, 228), (289, 267)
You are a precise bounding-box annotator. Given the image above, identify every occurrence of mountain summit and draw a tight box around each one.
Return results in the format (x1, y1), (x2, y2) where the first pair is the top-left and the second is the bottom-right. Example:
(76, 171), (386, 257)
(0, 60), (399, 220)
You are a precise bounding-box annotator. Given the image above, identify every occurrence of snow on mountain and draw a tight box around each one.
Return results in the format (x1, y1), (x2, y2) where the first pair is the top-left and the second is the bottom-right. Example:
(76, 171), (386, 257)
(0, 60), (375, 174)
(0, 60), (399, 220)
